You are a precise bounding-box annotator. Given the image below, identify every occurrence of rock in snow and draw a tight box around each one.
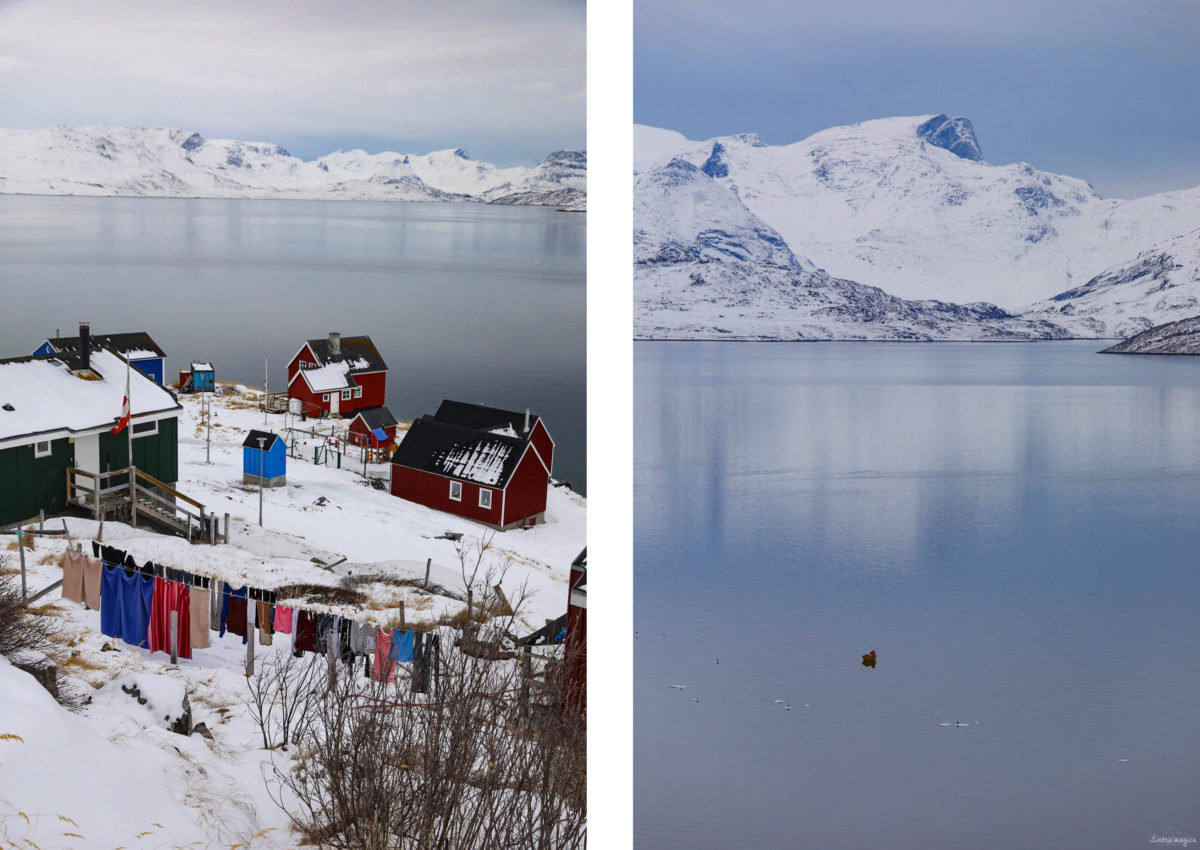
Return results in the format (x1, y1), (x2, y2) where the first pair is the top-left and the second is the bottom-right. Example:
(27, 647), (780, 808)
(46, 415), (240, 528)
(0, 125), (585, 209)
(634, 115), (1200, 340)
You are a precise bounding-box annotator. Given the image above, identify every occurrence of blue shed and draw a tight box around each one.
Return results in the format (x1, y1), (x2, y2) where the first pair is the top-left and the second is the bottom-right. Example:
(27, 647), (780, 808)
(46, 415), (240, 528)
(191, 361), (215, 393)
(242, 429), (286, 487)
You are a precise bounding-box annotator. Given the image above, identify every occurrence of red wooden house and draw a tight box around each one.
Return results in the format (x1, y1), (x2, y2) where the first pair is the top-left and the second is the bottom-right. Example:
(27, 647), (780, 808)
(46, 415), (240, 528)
(286, 332), (388, 419)
(389, 400), (554, 530)
(347, 405), (399, 448)
(563, 548), (586, 715)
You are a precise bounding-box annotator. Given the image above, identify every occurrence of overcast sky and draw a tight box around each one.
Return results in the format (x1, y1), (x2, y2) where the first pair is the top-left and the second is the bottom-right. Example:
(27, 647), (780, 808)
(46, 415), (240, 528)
(636, 0), (1200, 198)
(0, 0), (585, 166)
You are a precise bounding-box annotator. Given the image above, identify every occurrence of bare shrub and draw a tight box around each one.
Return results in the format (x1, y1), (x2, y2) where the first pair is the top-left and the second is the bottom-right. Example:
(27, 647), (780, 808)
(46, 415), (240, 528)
(260, 575), (585, 849)
(245, 648), (326, 750)
(0, 558), (56, 657)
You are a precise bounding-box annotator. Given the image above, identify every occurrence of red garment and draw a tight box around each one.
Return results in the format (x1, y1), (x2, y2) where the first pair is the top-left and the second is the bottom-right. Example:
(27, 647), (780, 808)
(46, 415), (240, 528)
(371, 627), (396, 682)
(293, 609), (317, 652)
(148, 578), (192, 660)
(227, 596), (248, 637)
(273, 605), (293, 634)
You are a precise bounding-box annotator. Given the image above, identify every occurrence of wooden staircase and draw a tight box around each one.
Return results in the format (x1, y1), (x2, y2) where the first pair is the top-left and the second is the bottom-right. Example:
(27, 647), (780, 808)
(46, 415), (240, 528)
(67, 466), (225, 543)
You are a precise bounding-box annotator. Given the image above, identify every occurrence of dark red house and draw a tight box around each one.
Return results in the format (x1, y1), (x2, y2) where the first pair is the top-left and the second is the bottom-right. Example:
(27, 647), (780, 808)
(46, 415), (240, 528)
(286, 332), (387, 419)
(563, 548), (586, 716)
(347, 405), (399, 448)
(389, 400), (554, 530)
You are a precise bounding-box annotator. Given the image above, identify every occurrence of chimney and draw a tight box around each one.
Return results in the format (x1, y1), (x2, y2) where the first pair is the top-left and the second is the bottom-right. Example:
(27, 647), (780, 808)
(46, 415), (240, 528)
(329, 332), (341, 357)
(524, 407), (530, 434)
(79, 321), (91, 372)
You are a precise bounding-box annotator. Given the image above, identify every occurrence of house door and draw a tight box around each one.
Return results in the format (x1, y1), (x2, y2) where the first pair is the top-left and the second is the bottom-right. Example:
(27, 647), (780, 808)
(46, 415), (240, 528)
(73, 434), (100, 505)
(330, 392), (339, 416)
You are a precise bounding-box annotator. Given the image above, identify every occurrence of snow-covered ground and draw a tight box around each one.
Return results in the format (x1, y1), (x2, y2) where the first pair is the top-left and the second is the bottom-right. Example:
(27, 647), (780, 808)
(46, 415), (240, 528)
(0, 384), (584, 848)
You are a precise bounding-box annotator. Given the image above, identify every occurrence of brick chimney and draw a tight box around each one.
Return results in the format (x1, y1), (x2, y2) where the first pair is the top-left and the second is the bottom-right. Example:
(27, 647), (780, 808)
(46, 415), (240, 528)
(329, 332), (341, 357)
(79, 321), (91, 372)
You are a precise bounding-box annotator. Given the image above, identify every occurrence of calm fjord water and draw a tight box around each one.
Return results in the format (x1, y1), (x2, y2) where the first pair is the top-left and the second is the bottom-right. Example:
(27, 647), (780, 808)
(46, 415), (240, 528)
(636, 341), (1200, 849)
(0, 195), (585, 491)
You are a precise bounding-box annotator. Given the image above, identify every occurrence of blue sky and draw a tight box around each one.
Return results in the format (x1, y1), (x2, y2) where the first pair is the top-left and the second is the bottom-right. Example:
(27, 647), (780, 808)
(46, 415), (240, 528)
(635, 0), (1200, 198)
(0, 0), (585, 167)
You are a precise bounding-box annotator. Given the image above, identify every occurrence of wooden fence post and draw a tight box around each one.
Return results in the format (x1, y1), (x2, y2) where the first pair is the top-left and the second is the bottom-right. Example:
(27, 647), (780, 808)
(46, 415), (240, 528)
(223, 513), (230, 544)
(424, 557), (432, 588)
(244, 601), (256, 676)
(17, 523), (27, 604)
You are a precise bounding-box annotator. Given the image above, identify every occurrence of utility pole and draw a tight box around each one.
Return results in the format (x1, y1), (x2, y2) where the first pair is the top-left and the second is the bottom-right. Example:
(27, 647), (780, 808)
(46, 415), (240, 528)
(257, 436), (265, 527)
(205, 392), (211, 464)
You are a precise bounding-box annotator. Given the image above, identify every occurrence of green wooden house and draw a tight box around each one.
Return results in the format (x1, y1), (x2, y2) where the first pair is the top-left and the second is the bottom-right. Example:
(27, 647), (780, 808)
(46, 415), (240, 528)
(0, 343), (181, 526)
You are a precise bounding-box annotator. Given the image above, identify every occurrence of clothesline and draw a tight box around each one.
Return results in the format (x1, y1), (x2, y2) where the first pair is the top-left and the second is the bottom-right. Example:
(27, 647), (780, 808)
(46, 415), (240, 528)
(63, 543), (442, 692)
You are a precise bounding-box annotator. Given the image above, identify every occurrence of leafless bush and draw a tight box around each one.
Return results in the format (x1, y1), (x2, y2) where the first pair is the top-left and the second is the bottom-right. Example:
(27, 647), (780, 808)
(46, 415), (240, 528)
(0, 558), (56, 657)
(245, 648), (326, 750)
(262, 577), (585, 849)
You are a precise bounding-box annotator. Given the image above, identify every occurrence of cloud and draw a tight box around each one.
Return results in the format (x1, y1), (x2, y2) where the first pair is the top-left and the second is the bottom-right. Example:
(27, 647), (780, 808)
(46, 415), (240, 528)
(0, 55), (30, 73)
(0, 0), (585, 163)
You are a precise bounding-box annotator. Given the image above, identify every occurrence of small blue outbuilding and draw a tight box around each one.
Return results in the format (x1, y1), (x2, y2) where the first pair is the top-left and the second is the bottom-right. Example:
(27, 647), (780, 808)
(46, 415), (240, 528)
(190, 361), (215, 393)
(242, 429), (286, 488)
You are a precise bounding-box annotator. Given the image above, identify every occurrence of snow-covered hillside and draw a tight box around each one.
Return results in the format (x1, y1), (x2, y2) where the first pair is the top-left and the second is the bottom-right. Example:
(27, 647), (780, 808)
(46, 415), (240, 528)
(634, 157), (1071, 340)
(0, 126), (586, 208)
(635, 116), (1200, 310)
(1100, 313), (1200, 354)
(1024, 229), (1200, 338)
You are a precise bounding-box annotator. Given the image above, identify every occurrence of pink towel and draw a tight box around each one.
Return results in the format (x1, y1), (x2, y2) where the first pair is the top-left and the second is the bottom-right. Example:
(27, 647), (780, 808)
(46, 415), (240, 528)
(273, 605), (293, 634)
(61, 549), (85, 604)
(371, 627), (396, 682)
(147, 578), (192, 660)
(189, 588), (211, 649)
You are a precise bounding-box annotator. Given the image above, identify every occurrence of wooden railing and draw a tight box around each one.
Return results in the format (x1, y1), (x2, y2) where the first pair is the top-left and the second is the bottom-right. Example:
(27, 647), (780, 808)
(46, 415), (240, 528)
(66, 466), (225, 544)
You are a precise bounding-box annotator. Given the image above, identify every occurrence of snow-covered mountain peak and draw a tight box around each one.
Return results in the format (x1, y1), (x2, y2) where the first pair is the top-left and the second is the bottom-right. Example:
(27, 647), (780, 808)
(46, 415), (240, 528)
(915, 114), (983, 162)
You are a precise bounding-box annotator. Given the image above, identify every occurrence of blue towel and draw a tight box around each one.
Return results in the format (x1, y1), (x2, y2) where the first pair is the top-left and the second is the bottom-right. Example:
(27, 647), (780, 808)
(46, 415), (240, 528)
(99, 564), (123, 639)
(389, 629), (414, 663)
(120, 569), (154, 648)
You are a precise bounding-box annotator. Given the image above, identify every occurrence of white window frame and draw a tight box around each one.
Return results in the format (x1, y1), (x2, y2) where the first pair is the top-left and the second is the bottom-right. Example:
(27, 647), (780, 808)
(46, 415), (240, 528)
(353, 386), (363, 399)
(449, 480), (462, 502)
(478, 489), (492, 510)
(131, 420), (158, 438)
(341, 389), (352, 401)
(322, 393), (330, 402)
(34, 440), (51, 458)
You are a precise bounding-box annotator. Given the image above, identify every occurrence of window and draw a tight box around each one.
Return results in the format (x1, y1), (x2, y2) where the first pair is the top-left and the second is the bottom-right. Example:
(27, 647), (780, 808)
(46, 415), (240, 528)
(322, 393), (330, 401)
(341, 389), (352, 401)
(449, 481), (462, 502)
(353, 386), (363, 399)
(131, 420), (157, 437)
(34, 440), (51, 458)
(478, 489), (492, 509)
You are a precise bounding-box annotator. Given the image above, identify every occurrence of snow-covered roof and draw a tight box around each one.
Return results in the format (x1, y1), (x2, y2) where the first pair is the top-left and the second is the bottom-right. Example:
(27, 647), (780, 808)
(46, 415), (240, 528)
(300, 363), (354, 393)
(191, 361), (214, 372)
(0, 348), (181, 447)
(437, 440), (514, 486)
(43, 331), (166, 359)
(391, 417), (531, 488)
(305, 335), (387, 373)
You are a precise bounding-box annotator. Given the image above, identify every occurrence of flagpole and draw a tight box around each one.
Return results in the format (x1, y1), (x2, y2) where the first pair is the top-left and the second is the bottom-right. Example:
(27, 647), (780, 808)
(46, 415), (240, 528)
(125, 353), (132, 470)
(264, 357), (268, 425)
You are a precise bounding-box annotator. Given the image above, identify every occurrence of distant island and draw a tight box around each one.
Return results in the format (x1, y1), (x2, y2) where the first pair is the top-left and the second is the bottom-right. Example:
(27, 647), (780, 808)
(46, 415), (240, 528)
(0, 125), (586, 210)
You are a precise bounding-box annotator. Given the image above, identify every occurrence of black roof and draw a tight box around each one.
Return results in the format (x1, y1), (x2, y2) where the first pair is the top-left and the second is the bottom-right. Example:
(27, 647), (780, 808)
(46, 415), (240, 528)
(390, 416), (529, 488)
(352, 405), (397, 431)
(432, 399), (542, 436)
(306, 335), (387, 373)
(46, 331), (166, 359)
(242, 429), (283, 450)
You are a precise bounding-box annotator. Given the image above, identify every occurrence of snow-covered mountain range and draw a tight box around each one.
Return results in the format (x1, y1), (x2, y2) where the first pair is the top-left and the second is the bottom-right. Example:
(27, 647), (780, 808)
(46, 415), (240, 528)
(0, 126), (586, 209)
(635, 116), (1200, 339)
